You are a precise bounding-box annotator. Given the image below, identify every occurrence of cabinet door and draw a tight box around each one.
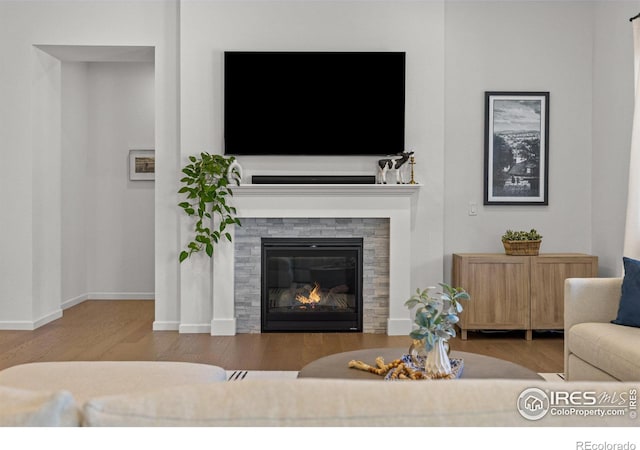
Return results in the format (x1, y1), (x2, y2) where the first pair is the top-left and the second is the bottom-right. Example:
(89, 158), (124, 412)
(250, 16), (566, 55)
(455, 255), (530, 331)
(530, 255), (598, 329)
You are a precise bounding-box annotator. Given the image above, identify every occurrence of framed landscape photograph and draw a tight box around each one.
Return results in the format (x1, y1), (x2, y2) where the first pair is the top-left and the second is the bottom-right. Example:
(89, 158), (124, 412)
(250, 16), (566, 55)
(129, 149), (155, 181)
(484, 92), (549, 205)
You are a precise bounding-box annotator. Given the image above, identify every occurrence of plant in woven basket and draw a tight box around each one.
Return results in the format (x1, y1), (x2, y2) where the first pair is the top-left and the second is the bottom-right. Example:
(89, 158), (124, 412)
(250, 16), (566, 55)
(178, 152), (241, 263)
(501, 229), (543, 256)
(501, 229), (543, 242)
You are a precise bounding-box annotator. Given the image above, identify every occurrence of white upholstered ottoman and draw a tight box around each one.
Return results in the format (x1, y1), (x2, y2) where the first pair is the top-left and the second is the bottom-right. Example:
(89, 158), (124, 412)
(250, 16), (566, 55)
(0, 361), (227, 404)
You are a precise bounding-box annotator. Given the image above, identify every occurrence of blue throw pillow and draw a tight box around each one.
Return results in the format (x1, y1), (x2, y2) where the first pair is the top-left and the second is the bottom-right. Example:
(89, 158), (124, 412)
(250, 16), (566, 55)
(612, 257), (640, 328)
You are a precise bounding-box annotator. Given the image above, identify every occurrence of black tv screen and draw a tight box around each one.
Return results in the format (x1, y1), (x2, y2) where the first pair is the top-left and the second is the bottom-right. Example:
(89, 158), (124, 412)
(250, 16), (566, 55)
(223, 51), (405, 156)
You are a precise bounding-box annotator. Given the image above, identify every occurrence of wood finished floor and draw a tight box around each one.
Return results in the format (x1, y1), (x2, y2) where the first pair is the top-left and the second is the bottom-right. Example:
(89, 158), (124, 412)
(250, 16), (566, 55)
(0, 300), (565, 373)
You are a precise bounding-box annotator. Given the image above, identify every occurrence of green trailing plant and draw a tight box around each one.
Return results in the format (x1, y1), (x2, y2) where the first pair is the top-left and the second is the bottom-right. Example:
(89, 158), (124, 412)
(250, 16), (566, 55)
(404, 283), (470, 351)
(178, 152), (241, 263)
(501, 229), (543, 242)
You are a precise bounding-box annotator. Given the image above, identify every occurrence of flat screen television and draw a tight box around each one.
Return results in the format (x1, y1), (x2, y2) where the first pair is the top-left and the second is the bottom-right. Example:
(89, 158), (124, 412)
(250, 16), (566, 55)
(223, 51), (406, 156)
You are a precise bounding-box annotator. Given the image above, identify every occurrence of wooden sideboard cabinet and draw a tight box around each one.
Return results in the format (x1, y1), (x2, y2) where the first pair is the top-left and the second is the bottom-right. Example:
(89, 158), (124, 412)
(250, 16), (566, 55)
(451, 253), (598, 340)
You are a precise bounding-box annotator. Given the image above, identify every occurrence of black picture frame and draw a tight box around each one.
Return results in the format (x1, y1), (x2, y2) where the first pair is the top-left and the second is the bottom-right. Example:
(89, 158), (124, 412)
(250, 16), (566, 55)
(484, 91), (549, 205)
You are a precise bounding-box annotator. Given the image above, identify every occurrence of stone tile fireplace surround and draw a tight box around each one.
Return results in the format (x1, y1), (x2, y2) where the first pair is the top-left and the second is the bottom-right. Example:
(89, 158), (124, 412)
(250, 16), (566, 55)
(211, 184), (420, 336)
(236, 219), (387, 333)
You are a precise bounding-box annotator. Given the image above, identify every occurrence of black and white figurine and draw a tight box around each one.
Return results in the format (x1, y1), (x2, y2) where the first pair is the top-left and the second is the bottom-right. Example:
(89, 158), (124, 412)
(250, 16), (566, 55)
(377, 151), (414, 184)
(227, 158), (243, 184)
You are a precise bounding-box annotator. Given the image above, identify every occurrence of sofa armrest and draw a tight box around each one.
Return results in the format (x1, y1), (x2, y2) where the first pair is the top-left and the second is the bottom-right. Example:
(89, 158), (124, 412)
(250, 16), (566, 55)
(564, 277), (622, 330)
(564, 277), (622, 375)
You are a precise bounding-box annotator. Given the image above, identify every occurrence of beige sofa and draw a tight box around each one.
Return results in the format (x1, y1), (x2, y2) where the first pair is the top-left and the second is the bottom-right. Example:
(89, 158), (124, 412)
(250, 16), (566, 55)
(0, 361), (228, 426)
(0, 360), (639, 426)
(565, 277), (640, 381)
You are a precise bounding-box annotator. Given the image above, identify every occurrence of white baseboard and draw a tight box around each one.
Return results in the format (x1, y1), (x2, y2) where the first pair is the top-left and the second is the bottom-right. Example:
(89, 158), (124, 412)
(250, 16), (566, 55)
(89, 292), (155, 300)
(0, 321), (37, 330)
(178, 323), (212, 334)
(386, 318), (412, 336)
(61, 293), (89, 310)
(211, 318), (237, 336)
(33, 309), (63, 328)
(61, 292), (154, 310)
(153, 321), (179, 331)
(157, 321), (236, 334)
(0, 309), (62, 330)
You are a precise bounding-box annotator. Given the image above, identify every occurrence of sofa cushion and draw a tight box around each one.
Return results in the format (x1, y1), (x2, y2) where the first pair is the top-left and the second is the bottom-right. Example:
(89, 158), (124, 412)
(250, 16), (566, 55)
(612, 256), (640, 327)
(84, 379), (523, 426)
(0, 386), (78, 427)
(0, 361), (227, 404)
(568, 322), (640, 381)
(567, 354), (619, 382)
(84, 378), (634, 427)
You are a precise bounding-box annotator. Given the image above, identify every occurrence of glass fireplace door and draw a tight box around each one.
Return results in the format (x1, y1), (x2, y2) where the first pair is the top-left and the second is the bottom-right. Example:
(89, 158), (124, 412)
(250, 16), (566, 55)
(261, 238), (363, 332)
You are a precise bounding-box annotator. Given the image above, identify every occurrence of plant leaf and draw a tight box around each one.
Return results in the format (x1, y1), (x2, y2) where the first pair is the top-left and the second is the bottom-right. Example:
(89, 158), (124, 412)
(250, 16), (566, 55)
(409, 330), (427, 341)
(404, 298), (421, 309)
(446, 314), (459, 324)
(178, 153), (240, 260)
(415, 310), (429, 328)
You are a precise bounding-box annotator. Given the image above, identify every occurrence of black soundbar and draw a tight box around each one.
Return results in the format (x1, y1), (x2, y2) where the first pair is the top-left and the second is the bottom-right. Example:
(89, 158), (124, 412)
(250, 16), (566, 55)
(251, 175), (376, 185)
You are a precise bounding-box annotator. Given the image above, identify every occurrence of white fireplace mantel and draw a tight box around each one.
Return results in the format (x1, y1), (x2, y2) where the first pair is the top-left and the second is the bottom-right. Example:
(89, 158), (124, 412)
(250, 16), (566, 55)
(211, 183), (421, 336)
(231, 183), (421, 197)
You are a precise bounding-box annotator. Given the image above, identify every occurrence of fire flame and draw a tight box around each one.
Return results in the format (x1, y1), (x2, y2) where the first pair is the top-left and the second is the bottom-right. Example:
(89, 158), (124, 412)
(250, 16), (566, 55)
(296, 282), (321, 304)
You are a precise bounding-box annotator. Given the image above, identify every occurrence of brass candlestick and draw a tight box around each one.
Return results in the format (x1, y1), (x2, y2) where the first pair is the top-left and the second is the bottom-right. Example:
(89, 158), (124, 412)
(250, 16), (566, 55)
(409, 155), (416, 184)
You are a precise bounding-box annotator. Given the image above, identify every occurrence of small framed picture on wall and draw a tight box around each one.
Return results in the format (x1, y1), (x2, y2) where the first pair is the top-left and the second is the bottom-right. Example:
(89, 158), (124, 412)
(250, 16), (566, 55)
(129, 149), (155, 181)
(484, 92), (549, 205)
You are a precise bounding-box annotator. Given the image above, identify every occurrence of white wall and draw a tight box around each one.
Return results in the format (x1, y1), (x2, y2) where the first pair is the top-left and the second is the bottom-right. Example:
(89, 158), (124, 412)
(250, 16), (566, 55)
(0, 3), (34, 327)
(0, 1), (178, 329)
(592, 2), (637, 276)
(178, 1), (446, 331)
(61, 62), (89, 307)
(0, 0), (638, 331)
(86, 62), (155, 297)
(443, 1), (637, 281)
(32, 48), (63, 325)
(61, 61), (155, 304)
